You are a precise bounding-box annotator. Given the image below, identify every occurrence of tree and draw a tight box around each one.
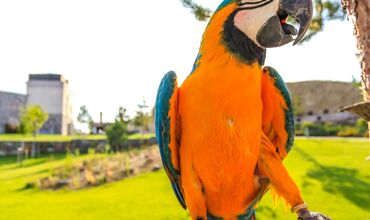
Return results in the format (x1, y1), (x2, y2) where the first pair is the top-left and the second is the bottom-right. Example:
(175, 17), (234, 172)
(299, 0), (345, 42)
(19, 105), (49, 158)
(77, 105), (94, 133)
(340, 0), (370, 137)
(133, 111), (151, 133)
(106, 121), (128, 152)
(106, 107), (129, 152)
(342, 0), (369, 103)
(352, 75), (361, 88)
(19, 105), (49, 136)
(115, 106), (129, 124)
(292, 95), (304, 117)
(133, 98), (150, 134)
(179, 0), (211, 21)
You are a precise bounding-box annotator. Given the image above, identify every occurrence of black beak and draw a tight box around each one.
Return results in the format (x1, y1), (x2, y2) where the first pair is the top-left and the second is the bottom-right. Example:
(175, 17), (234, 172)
(256, 0), (312, 47)
(280, 0), (313, 45)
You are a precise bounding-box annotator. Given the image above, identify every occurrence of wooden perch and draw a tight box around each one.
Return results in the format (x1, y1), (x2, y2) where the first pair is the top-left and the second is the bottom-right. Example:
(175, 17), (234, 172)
(340, 101), (370, 121)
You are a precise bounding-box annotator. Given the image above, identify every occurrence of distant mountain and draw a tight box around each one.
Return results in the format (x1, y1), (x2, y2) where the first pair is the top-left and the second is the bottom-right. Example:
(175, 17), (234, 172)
(286, 81), (362, 114)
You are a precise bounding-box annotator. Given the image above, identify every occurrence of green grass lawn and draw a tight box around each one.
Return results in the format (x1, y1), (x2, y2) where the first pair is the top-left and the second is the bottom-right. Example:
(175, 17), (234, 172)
(0, 139), (369, 220)
(0, 133), (155, 142)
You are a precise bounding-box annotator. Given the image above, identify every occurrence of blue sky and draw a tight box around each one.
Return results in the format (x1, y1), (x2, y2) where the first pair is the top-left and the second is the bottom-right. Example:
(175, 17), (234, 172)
(0, 0), (361, 123)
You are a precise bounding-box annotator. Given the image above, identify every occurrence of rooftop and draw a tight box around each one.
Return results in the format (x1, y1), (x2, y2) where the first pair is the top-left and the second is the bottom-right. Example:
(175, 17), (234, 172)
(0, 90), (26, 97)
(29, 74), (63, 81)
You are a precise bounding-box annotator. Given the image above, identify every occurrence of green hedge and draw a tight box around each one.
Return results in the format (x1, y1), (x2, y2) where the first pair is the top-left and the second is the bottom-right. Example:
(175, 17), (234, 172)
(296, 119), (368, 137)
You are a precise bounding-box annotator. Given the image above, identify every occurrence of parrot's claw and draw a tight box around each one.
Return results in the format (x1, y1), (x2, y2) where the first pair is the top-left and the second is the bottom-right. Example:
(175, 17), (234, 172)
(297, 210), (331, 220)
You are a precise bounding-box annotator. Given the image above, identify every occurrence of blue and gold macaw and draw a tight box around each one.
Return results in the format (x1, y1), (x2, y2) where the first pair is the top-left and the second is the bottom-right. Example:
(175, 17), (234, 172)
(155, 0), (331, 219)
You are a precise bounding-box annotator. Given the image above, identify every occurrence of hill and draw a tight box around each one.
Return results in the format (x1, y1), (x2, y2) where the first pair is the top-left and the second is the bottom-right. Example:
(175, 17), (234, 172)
(286, 81), (362, 114)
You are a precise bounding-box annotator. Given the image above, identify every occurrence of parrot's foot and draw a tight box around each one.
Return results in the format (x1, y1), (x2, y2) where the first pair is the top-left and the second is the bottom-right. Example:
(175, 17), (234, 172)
(297, 209), (331, 220)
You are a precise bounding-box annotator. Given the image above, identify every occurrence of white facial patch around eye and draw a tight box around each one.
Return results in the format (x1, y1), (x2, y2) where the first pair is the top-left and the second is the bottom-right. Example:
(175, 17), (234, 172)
(234, 0), (279, 47)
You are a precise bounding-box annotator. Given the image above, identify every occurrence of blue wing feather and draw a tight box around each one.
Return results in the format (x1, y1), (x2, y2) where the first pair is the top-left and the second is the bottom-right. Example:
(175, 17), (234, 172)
(155, 71), (186, 209)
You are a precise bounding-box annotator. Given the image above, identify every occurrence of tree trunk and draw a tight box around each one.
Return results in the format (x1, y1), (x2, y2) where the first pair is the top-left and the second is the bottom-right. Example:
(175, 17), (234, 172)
(342, 0), (370, 137)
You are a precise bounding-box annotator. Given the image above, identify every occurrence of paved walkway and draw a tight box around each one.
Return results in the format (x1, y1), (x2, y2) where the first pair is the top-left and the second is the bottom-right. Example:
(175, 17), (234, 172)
(296, 136), (369, 141)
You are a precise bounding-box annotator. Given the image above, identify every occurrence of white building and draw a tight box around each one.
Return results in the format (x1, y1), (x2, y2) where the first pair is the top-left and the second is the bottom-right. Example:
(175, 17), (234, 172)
(27, 74), (73, 135)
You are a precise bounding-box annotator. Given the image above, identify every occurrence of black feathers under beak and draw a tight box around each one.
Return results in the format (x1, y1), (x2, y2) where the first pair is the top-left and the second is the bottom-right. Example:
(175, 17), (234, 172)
(256, 0), (313, 47)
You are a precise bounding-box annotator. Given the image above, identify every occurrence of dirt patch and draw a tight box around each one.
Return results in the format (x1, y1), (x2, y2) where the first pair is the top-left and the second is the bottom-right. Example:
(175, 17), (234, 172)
(32, 147), (161, 190)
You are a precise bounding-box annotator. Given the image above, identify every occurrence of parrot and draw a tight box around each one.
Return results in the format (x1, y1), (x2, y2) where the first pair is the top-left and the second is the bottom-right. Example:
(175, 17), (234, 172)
(155, 0), (331, 219)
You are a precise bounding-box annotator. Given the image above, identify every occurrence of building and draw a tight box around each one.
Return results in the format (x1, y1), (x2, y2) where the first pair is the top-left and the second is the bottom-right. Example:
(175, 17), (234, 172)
(296, 111), (359, 124)
(27, 74), (73, 135)
(0, 74), (73, 135)
(286, 81), (362, 124)
(0, 91), (26, 133)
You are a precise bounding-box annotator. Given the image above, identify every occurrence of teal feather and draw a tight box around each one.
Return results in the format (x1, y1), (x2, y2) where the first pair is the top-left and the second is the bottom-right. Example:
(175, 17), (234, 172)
(264, 66), (295, 153)
(155, 71), (186, 209)
(215, 0), (238, 13)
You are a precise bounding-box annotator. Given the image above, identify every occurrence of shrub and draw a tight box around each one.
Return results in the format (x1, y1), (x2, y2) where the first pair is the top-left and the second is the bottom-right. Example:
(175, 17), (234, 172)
(355, 119), (369, 136)
(302, 122), (331, 136)
(301, 122), (341, 136)
(337, 126), (362, 137)
(19, 105), (48, 135)
(4, 123), (18, 133)
(299, 120), (368, 137)
(106, 121), (128, 152)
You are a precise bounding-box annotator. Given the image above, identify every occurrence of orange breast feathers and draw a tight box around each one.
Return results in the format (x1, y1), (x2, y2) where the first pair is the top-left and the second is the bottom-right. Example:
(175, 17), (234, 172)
(178, 61), (265, 218)
(175, 2), (268, 219)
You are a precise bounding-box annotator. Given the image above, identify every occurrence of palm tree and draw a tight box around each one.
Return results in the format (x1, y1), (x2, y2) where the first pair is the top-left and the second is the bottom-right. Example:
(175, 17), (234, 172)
(340, 0), (370, 136)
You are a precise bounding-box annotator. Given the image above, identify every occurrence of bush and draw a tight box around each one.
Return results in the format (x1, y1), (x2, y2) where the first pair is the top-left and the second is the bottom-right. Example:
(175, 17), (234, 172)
(106, 121), (128, 152)
(337, 126), (362, 137)
(298, 120), (369, 137)
(4, 123), (18, 133)
(19, 105), (49, 135)
(337, 119), (369, 137)
(355, 119), (369, 136)
(301, 122), (341, 136)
